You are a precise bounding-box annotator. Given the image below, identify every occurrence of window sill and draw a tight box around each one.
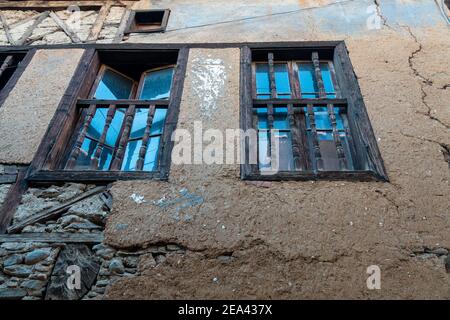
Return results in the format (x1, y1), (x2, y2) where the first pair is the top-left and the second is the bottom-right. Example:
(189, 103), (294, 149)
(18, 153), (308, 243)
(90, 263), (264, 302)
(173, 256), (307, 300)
(27, 170), (167, 183)
(241, 170), (388, 182)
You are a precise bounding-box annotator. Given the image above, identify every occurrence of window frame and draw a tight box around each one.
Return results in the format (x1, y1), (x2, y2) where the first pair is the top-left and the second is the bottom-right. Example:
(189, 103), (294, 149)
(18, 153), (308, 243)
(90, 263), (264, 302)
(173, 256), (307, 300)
(125, 9), (171, 34)
(27, 47), (188, 183)
(240, 43), (388, 182)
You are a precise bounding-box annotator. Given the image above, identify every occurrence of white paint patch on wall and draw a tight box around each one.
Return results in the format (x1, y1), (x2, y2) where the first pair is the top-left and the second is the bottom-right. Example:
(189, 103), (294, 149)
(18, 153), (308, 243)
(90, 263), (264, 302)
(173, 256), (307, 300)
(190, 56), (227, 118)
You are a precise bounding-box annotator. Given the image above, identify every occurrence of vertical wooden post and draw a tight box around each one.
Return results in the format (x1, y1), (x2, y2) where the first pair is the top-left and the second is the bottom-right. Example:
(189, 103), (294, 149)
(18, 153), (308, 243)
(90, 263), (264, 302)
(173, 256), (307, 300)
(111, 105), (136, 170)
(287, 103), (304, 170)
(0, 55), (14, 79)
(91, 105), (116, 169)
(312, 51), (327, 99)
(307, 103), (323, 170)
(327, 103), (347, 170)
(136, 105), (156, 170)
(66, 104), (97, 169)
(267, 52), (277, 99)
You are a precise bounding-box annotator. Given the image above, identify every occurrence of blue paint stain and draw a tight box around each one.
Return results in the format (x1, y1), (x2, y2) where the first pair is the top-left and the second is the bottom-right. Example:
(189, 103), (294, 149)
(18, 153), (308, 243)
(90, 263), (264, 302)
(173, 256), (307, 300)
(153, 188), (204, 221)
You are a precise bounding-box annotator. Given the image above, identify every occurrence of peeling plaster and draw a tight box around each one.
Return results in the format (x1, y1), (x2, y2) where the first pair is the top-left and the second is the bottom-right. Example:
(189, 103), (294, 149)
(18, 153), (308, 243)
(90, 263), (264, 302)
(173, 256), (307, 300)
(190, 56), (227, 118)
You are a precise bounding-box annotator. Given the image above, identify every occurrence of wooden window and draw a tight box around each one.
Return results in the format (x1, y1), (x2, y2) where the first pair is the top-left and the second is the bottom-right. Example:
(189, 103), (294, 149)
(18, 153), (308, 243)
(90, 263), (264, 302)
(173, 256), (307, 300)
(28, 48), (188, 182)
(240, 43), (388, 181)
(125, 9), (170, 34)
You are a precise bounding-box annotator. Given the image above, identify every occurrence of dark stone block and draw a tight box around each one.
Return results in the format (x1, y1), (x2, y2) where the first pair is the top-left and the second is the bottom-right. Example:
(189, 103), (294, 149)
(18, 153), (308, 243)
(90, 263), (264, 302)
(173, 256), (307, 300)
(45, 244), (100, 300)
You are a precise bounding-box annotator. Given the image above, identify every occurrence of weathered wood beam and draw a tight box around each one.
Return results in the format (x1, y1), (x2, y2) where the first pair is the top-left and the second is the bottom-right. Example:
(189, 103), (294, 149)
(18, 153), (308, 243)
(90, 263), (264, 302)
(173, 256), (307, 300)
(0, 232), (103, 243)
(113, 6), (132, 43)
(0, 168), (28, 233)
(78, 99), (170, 106)
(49, 11), (81, 43)
(0, 55), (14, 78)
(66, 104), (96, 169)
(0, 14), (15, 45)
(16, 11), (49, 46)
(312, 51), (327, 98)
(87, 1), (112, 42)
(7, 186), (106, 234)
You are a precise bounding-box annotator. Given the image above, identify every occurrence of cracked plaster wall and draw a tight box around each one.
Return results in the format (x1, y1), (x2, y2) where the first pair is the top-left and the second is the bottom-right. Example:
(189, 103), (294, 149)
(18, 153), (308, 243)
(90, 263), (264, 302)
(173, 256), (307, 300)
(103, 1), (450, 299)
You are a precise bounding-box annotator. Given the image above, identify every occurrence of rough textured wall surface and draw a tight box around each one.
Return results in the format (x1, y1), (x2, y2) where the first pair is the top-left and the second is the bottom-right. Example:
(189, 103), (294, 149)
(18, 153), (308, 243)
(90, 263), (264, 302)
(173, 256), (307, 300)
(0, 0), (449, 300)
(104, 10), (450, 299)
(0, 48), (84, 164)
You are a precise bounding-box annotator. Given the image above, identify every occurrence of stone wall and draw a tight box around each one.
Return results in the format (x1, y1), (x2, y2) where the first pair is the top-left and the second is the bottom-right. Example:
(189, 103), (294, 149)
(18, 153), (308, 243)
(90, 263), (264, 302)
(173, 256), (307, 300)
(0, 5), (127, 45)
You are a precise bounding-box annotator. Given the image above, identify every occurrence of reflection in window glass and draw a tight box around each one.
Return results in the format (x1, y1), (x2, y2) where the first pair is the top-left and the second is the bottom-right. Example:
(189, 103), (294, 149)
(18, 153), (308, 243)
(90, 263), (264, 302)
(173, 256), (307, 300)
(72, 108), (125, 170)
(304, 106), (353, 171)
(256, 107), (294, 171)
(122, 108), (167, 171)
(140, 68), (174, 100)
(94, 69), (133, 100)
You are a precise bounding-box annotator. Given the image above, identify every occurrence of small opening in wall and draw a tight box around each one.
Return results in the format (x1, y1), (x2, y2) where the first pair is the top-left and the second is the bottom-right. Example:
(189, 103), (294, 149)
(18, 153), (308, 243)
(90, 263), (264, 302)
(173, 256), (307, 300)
(125, 9), (170, 34)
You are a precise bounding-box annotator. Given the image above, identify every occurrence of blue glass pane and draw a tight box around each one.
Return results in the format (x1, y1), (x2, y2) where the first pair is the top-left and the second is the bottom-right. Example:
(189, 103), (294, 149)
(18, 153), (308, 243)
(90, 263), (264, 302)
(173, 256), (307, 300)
(75, 137), (113, 170)
(334, 107), (345, 130)
(274, 64), (290, 98)
(129, 108), (149, 140)
(121, 139), (141, 171)
(106, 108), (125, 146)
(313, 106), (331, 130)
(139, 68), (174, 100)
(275, 131), (294, 171)
(304, 106), (345, 131)
(256, 108), (268, 129)
(321, 63), (336, 98)
(121, 137), (160, 171)
(258, 131), (270, 169)
(273, 107), (289, 130)
(256, 64), (270, 98)
(150, 109), (167, 135)
(94, 69), (133, 100)
(87, 108), (124, 147)
(87, 110), (106, 140)
(298, 63), (318, 98)
(339, 132), (354, 170)
(143, 136), (160, 171)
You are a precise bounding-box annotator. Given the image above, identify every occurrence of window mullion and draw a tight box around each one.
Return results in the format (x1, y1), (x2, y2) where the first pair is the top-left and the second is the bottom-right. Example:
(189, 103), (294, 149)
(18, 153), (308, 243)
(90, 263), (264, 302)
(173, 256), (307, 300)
(288, 61), (301, 99)
(110, 104), (136, 170)
(66, 104), (97, 169)
(311, 52), (327, 98)
(306, 103), (323, 171)
(91, 104), (117, 170)
(267, 53), (277, 99)
(135, 104), (156, 171)
(287, 103), (304, 170)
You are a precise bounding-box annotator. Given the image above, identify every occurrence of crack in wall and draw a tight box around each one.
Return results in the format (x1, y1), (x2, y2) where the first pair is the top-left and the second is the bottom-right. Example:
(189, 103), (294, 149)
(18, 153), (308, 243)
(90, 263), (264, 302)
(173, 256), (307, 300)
(399, 131), (450, 169)
(373, 0), (393, 30)
(403, 25), (450, 130)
